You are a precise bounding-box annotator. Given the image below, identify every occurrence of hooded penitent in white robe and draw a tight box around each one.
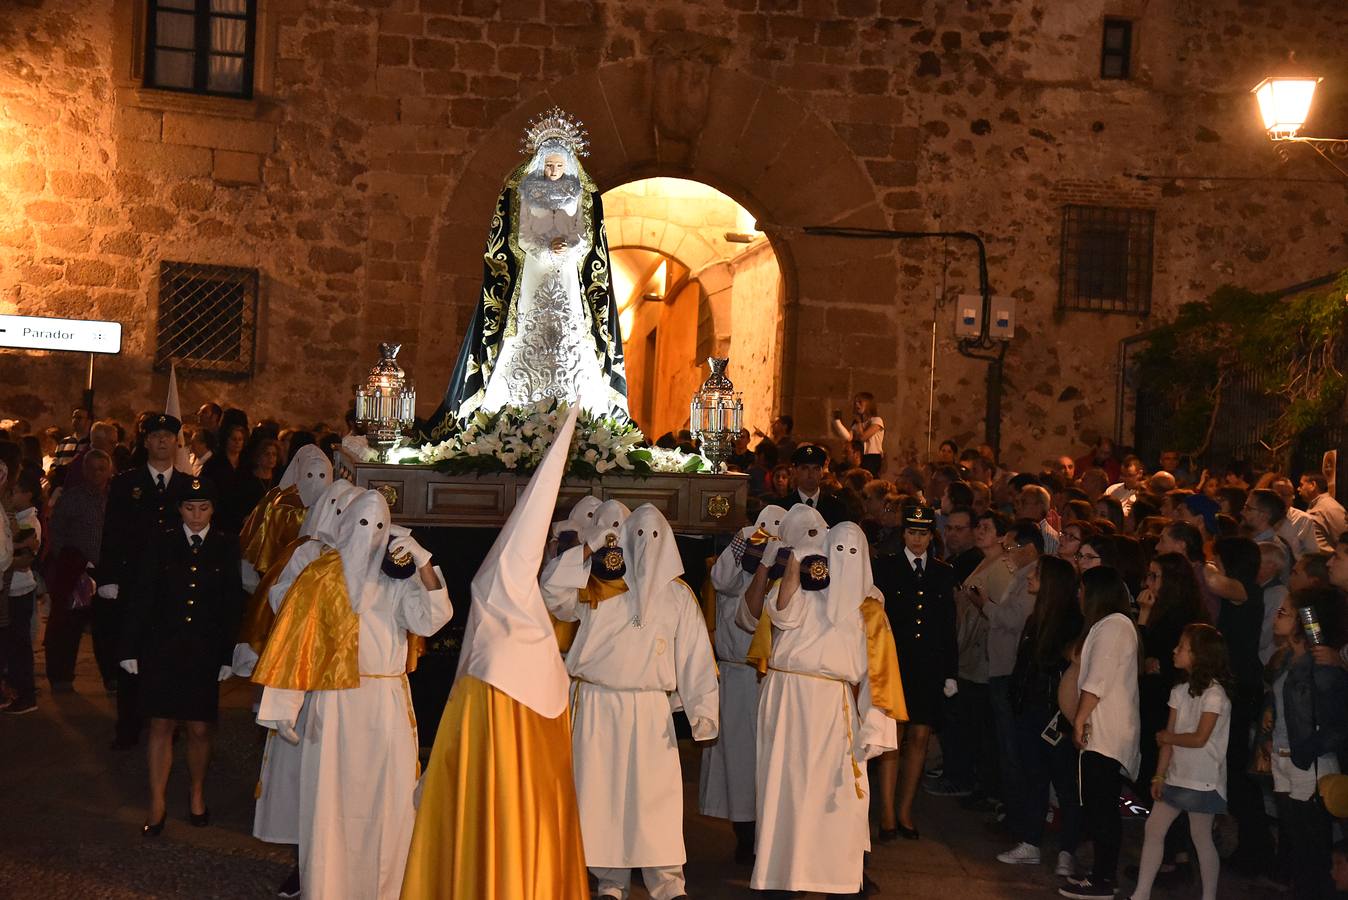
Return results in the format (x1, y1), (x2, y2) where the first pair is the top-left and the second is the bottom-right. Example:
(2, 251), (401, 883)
(744, 511), (901, 895)
(402, 407), (588, 900)
(251, 478), (359, 845)
(256, 489), (452, 900)
(698, 504), (787, 822)
(543, 504), (719, 876)
(233, 445), (334, 673)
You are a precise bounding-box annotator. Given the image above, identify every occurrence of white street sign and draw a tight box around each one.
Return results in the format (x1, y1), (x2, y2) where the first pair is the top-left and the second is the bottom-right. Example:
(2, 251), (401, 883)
(0, 314), (122, 354)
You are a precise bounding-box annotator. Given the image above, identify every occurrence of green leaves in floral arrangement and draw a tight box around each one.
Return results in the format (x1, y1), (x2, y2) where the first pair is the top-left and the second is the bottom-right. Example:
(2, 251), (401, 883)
(403, 398), (708, 478)
(1134, 269), (1348, 461)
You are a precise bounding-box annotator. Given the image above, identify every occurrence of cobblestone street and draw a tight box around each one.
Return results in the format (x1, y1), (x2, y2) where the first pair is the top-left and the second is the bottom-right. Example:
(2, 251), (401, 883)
(1, 639), (1286, 899)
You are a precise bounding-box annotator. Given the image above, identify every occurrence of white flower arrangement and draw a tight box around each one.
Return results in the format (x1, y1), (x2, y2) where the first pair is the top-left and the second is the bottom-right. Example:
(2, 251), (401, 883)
(395, 399), (706, 478)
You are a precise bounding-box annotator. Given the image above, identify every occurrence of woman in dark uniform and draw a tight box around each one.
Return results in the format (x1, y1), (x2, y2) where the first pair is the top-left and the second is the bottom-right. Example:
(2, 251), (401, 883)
(119, 477), (243, 836)
(871, 503), (958, 841)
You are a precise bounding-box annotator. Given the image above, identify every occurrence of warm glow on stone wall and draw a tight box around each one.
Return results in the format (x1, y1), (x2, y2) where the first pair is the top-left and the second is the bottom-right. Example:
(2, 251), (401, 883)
(603, 178), (781, 439)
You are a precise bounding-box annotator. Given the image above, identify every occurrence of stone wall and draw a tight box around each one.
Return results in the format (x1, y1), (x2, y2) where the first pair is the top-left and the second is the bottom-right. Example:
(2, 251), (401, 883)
(728, 240), (784, 437)
(0, 0), (1345, 470)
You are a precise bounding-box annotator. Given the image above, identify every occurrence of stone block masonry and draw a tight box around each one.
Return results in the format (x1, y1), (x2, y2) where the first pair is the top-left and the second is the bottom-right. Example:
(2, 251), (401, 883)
(0, 0), (1344, 472)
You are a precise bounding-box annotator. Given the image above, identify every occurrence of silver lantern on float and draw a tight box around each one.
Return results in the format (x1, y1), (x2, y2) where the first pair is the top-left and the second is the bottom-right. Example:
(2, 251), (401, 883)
(354, 342), (416, 460)
(689, 356), (743, 473)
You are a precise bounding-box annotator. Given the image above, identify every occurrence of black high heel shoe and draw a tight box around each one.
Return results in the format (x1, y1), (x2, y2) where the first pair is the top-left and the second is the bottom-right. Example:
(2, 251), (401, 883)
(188, 805), (210, 827)
(142, 813), (167, 837)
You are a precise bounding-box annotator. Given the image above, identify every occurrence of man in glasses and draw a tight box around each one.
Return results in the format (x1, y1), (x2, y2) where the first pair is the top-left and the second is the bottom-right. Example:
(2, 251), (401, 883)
(942, 505), (981, 584)
(1241, 489), (1296, 575)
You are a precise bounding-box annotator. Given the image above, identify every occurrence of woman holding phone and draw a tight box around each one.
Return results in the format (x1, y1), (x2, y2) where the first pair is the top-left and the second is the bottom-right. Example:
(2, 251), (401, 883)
(832, 392), (885, 477)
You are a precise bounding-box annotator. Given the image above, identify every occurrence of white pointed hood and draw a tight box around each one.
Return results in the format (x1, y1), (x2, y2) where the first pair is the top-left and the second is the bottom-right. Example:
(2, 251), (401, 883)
(278, 444), (334, 508)
(301, 479), (360, 545)
(739, 503), (788, 542)
(552, 495), (601, 538)
(779, 503), (829, 560)
(333, 489), (391, 615)
(454, 406), (579, 718)
(621, 504), (684, 625)
(583, 498), (630, 550)
(826, 521), (873, 625)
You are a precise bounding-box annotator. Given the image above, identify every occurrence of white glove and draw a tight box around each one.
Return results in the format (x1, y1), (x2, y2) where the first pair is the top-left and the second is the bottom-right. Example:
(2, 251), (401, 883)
(119, 658), (138, 675)
(943, 678), (958, 698)
(217, 665), (233, 682)
(389, 534), (433, 568)
(98, 583), (119, 600)
(388, 523), (412, 539)
(690, 717), (718, 742)
(275, 720), (301, 745)
(240, 563), (260, 594)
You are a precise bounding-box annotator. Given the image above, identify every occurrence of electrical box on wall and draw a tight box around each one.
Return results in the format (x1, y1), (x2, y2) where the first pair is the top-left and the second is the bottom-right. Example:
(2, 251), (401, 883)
(989, 296), (1015, 340)
(954, 295), (982, 338)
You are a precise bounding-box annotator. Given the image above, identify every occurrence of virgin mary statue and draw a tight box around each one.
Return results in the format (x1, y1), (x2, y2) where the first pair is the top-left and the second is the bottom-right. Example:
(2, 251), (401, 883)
(423, 108), (628, 442)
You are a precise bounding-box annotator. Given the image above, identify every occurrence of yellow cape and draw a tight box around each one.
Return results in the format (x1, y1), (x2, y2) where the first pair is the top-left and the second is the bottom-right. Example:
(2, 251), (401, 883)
(549, 571), (628, 654)
(399, 675), (589, 900)
(744, 594), (908, 722)
(860, 596), (908, 722)
(238, 536), (312, 657)
(240, 485), (307, 575)
(251, 548), (359, 691)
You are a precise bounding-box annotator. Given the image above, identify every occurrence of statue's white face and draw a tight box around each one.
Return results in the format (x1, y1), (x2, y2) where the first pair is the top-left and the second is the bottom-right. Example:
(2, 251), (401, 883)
(542, 153), (566, 181)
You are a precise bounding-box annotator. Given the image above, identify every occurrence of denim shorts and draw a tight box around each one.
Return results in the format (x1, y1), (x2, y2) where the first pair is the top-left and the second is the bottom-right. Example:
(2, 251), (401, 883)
(1161, 784), (1226, 815)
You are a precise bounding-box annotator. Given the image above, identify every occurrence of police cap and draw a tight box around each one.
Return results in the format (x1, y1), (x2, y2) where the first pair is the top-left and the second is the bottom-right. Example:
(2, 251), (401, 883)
(901, 503), (937, 532)
(175, 476), (217, 505)
(790, 444), (828, 467)
(140, 413), (182, 437)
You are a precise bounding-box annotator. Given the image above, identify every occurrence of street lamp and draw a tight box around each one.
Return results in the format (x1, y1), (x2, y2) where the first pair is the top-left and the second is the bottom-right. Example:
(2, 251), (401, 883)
(1251, 76), (1321, 138)
(1252, 73), (1347, 178)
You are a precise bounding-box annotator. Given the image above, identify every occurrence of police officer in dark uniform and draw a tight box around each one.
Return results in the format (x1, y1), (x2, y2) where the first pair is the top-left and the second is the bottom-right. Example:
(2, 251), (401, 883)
(96, 413), (189, 749)
(120, 475), (242, 836)
(788, 443), (850, 526)
(871, 503), (958, 841)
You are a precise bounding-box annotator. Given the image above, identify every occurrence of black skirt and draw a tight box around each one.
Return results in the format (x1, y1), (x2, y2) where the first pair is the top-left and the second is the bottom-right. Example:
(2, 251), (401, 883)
(896, 653), (944, 729)
(139, 633), (222, 723)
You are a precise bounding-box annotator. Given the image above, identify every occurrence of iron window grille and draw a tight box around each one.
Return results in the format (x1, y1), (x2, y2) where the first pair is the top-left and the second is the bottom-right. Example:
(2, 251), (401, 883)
(155, 261), (258, 376)
(144, 0), (257, 98)
(1058, 205), (1155, 315)
(1101, 18), (1133, 80)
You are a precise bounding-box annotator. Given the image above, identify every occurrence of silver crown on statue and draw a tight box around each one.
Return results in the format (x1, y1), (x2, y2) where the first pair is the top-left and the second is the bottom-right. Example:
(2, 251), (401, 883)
(521, 106), (589, 157)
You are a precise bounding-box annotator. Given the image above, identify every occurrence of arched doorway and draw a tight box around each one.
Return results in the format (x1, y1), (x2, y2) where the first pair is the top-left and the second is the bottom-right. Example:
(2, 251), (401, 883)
(604, 177), (782, 441)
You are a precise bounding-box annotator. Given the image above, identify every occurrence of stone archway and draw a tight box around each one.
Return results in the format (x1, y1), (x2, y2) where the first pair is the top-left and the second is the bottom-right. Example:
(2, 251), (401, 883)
(417, 58), (894, 442)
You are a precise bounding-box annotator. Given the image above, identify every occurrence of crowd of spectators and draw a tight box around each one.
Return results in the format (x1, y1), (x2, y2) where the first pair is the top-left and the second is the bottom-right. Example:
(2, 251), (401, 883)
(729, 418), (1348, 898)
(3, 396), (1348, 898)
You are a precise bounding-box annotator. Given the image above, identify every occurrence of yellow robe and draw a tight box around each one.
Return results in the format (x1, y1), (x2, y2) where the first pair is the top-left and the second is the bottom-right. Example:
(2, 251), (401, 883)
(399, 675), (589, 900)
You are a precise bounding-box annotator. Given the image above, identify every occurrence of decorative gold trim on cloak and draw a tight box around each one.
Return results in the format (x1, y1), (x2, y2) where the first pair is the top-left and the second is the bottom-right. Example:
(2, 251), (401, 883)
(252, 548), (359, 691)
